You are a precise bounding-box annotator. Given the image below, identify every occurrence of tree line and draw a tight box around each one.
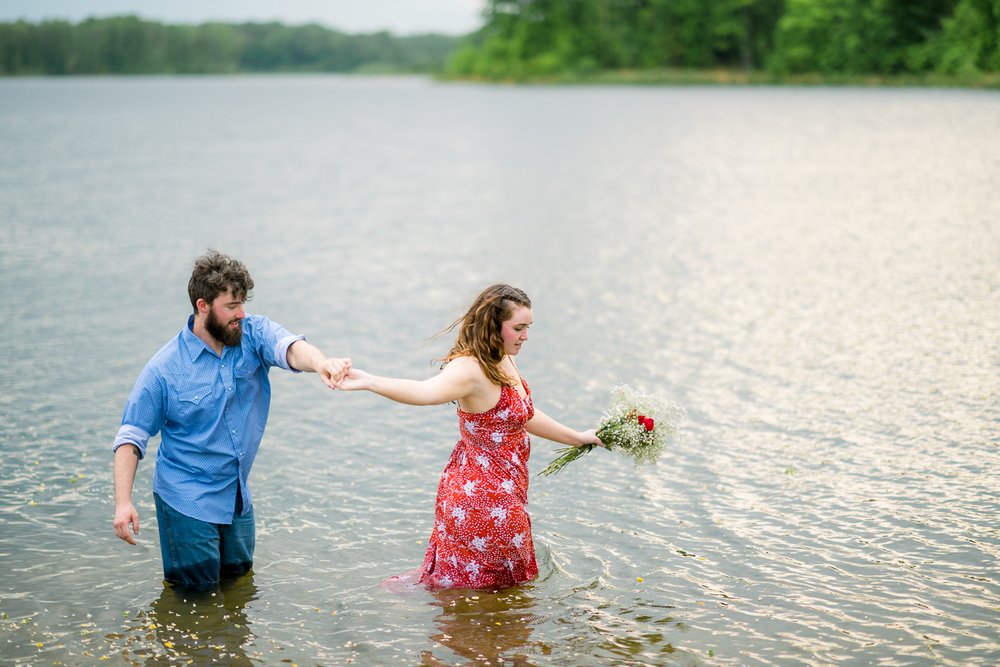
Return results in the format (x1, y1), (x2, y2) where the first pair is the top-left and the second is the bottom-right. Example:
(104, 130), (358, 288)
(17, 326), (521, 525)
(3, 4), (998, 81)
(0, 15), (461, 75)
(447, 0), (1000, 80)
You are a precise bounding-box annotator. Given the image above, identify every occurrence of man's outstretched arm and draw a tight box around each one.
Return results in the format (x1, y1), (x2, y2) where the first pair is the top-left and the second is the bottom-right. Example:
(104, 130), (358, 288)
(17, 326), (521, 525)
(286, 340), (351, 389)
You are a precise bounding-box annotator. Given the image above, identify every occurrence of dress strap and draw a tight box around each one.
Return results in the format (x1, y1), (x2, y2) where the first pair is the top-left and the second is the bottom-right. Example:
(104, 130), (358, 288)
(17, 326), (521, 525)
(505, 356), (528, 398)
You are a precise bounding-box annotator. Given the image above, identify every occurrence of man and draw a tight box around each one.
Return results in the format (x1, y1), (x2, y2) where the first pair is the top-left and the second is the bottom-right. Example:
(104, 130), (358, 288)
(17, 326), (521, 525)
(113, 250), (349, 591)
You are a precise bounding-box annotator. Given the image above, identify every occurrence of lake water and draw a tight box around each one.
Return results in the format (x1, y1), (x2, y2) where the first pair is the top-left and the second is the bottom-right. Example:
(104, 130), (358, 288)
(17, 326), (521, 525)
(0, 75), (998, 666)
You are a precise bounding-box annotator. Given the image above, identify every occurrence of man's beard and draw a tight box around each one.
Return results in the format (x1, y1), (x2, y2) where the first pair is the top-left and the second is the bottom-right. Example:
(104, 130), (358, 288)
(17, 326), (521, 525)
(205, 309), (243, 347)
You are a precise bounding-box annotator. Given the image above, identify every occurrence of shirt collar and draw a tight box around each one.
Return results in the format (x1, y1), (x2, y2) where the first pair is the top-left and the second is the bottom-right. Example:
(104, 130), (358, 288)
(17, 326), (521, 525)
(181, 314), (219, 362)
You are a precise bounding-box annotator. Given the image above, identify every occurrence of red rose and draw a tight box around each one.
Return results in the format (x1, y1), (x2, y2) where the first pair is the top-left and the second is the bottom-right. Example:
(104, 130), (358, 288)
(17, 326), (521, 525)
(642, 418), (654, 431)
(637, 415), (646, 423)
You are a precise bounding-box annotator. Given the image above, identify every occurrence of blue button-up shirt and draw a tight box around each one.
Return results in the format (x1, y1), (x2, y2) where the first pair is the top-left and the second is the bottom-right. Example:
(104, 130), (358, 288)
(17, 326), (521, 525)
(114, 314), (304, 524)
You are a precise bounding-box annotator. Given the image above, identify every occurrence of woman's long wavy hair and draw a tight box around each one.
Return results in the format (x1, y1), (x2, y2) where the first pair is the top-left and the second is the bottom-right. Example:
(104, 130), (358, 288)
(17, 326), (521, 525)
(438, 284), (531, 387)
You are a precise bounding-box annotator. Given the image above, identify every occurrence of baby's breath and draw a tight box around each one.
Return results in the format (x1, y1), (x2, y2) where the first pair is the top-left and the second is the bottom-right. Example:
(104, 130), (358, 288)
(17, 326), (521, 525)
(539, 384), (686, 476)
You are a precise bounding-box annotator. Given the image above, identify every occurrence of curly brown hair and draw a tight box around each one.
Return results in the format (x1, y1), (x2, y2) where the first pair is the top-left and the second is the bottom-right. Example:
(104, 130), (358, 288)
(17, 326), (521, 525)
(440, 284), (532, 387)
(187, 250), (255, 312)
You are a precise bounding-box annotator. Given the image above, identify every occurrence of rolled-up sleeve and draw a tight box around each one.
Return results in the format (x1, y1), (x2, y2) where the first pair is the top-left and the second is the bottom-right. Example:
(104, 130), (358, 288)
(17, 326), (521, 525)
(253, 315), (305, 372)
(114, 424), (152, 459)
(275, 333), (305, 372)
(113, 366), (165, 459)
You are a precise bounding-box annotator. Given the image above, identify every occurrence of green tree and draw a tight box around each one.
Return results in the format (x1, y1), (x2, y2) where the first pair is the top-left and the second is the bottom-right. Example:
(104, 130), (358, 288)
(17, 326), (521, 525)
(0, 16), (459, 75)
(930, 0), (1000, 73)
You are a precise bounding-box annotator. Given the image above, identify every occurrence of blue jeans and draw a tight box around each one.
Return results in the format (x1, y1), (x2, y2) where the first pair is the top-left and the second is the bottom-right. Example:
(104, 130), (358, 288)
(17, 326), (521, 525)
(154, 489), (255, 591)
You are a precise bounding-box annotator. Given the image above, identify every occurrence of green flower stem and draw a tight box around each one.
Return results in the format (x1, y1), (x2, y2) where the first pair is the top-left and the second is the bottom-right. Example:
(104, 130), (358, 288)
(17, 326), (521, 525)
(538, 444), (595, 476)
(596, 423), (617, 448)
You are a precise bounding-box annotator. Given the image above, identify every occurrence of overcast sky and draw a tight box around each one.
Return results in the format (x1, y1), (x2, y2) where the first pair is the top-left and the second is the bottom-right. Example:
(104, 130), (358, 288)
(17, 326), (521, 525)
(0, 0), (486, 35)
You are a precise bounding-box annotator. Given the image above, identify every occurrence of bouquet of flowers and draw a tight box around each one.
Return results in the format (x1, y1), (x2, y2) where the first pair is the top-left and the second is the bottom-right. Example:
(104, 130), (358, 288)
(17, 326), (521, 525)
(539, 384), (686, 476)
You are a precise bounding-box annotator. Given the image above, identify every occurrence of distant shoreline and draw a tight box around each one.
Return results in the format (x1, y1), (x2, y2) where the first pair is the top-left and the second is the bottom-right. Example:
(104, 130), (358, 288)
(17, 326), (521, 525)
(3, 69), (999, 90)
(4, 69), (997, 90)
(437, 68), (1000, 90)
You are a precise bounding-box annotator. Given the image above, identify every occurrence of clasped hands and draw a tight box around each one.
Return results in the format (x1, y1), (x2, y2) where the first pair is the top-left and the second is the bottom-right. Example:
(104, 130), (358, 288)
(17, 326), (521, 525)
(317, 359), (378, 392)
(318, 357), (352, 389)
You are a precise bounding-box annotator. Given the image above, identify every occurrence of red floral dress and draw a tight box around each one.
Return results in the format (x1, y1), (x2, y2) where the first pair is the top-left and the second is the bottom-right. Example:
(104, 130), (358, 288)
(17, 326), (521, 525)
(385, 379), (537, 590)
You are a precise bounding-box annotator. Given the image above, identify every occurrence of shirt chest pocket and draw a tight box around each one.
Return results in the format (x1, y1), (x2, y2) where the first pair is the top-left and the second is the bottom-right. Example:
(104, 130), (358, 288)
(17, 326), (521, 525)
(168, 384), (214, 425)
(235, 358), (261, 382)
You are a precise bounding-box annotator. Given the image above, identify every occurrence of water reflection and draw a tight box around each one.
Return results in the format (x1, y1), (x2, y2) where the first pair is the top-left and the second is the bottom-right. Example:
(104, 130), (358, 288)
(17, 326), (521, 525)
(420, 587), (547, 667)
(117, 574), (257, 665)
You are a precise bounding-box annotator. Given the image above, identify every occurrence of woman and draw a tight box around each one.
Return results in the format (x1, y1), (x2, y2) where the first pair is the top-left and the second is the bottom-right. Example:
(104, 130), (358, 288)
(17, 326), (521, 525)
(337, 284), (602, 590)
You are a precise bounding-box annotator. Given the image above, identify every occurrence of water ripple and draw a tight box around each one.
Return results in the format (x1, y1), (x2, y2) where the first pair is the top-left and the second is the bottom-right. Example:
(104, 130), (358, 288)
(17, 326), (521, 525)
(1, 77), (998, 665)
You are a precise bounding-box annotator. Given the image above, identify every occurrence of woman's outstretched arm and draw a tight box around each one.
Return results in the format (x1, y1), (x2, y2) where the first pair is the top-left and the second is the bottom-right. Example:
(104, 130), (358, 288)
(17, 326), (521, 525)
(336, 356), (482, 406)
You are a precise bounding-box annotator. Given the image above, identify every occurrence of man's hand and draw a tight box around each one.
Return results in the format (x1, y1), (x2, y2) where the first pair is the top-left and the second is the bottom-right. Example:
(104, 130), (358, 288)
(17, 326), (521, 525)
(114, 501), (140, 545)
(319, 357), (352, 389)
